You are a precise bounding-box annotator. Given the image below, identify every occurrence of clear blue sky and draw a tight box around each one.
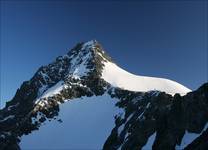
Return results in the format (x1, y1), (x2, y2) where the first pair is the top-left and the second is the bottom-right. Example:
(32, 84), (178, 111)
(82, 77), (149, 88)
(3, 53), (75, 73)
(1, 1), (207, 108)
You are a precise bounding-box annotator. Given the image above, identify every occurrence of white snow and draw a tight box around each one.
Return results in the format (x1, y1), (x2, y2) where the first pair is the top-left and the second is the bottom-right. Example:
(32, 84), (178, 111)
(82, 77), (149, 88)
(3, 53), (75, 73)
(142, 132), (157, 150)
(176, 123), (208, 149)
(20, 94), (122, 149)
(69, 44), (92, 79)
(101, 61), (191, 96)
(71, 53), (91, 78)
(35, 81), (67, 105)
(117, 113), (135, 136)
(40, 81), (65, 99)
(97, 51), (108, 61)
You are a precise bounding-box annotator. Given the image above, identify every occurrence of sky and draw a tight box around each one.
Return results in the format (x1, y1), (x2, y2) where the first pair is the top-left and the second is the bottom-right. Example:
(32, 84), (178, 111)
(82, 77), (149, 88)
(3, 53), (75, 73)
(0, 0), (207, 108)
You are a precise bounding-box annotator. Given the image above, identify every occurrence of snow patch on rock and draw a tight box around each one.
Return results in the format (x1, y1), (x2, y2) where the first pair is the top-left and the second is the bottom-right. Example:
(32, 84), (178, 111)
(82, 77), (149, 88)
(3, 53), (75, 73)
(142, 132), (157, 150)
(176, 123), (208, 149)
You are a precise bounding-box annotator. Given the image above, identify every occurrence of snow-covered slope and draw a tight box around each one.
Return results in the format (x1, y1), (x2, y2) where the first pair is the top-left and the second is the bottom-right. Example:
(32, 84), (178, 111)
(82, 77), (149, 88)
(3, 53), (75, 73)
(175, 123), (208, 149)
(101, 61), (191, 95)
(20, 94), (123, 149)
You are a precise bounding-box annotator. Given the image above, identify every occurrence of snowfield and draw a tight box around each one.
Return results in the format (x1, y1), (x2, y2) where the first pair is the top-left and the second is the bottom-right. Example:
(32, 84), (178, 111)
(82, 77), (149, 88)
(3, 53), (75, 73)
(20, 94), (124, 149)
(102, 61), (191, 96)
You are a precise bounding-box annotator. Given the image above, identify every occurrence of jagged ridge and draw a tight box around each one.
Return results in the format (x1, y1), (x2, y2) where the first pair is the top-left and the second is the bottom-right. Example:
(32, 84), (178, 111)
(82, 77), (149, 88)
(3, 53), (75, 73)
(0, 40), (111, 149)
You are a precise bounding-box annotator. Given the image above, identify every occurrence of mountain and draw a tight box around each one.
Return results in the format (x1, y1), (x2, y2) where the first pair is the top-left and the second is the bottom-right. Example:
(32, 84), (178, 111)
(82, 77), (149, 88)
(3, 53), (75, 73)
(0, 40), (207, 150)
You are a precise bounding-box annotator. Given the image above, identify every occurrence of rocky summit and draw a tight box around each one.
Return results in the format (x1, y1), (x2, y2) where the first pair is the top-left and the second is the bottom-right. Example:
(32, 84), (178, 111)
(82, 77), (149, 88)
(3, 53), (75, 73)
(0, 40), (207, 150)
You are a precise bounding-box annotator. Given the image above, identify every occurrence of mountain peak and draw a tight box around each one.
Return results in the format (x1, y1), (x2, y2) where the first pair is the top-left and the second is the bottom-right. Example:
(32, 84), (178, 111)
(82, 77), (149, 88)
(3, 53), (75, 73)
(6, 40), (191, 109)
(67, 40), (102, 56)
(0, 40), (207, 150)
(82, 39), (98, 48)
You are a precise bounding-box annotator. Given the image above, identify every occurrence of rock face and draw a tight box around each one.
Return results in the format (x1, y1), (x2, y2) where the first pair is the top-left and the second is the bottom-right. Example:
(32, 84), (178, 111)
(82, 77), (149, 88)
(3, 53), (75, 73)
(103, 83), (208, 150)
(0, 40), (207, 150)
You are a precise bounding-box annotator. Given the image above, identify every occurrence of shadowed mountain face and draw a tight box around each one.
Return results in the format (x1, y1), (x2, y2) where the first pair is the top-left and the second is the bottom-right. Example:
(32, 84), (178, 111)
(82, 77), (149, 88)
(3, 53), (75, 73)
(103, 83), (208, 150)
(0, 40), (207, 150)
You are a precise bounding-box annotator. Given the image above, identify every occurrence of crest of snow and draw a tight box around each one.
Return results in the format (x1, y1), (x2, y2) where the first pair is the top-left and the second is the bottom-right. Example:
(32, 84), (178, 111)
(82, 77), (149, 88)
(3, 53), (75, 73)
(176, 123), (208, 149)
(20, 94), (120, 149)
(101, 61), (191, 96)
(142, 132), (156, 150)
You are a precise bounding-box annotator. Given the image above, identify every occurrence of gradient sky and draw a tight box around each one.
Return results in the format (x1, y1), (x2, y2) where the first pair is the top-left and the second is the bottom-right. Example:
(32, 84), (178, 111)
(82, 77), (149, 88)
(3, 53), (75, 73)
(1, 0), (207, 108)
